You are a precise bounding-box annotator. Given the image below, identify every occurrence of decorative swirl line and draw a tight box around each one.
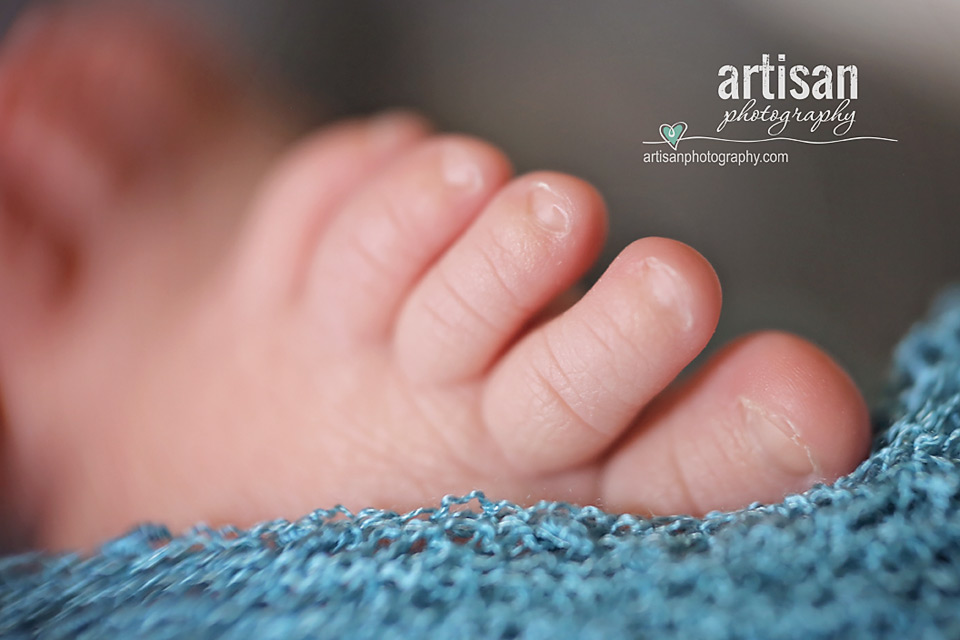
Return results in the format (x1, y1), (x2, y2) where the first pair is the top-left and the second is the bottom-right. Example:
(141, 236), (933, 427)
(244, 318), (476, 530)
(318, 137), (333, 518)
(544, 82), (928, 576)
(644, 135), (898, 145)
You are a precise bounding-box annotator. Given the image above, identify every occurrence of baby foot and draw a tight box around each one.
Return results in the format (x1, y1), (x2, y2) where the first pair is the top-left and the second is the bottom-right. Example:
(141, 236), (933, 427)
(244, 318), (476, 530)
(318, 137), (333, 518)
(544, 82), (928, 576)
(0, 4), (871, 550)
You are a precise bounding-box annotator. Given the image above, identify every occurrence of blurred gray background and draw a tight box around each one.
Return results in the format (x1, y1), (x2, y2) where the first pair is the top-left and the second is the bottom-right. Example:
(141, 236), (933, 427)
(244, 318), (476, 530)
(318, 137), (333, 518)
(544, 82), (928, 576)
(3, 1), (959, 402)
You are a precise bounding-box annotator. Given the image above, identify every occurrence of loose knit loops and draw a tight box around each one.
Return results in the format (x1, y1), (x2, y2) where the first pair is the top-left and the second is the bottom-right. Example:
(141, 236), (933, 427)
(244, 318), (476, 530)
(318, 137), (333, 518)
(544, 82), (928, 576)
(5, 291), (960, 639)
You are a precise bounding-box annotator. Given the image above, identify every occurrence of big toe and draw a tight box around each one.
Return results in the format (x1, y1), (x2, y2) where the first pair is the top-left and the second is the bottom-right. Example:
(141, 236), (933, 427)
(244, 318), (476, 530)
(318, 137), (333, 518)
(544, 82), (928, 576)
(601, 331), (871, 516)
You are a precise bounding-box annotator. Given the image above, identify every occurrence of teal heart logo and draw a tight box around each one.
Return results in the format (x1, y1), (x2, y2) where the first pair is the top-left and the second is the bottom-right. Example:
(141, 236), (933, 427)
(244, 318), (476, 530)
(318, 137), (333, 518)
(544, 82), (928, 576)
(659, 122), (687, 150)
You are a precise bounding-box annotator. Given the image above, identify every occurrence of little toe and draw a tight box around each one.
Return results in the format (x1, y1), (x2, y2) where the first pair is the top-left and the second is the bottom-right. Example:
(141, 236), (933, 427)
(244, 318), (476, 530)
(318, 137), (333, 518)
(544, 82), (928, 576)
(482, 237), (721, 473)
(394, 172), (608, 383)
(600, 331), (871, 516)
(235, 112), (431, 304)
(306, 135), (512, 342)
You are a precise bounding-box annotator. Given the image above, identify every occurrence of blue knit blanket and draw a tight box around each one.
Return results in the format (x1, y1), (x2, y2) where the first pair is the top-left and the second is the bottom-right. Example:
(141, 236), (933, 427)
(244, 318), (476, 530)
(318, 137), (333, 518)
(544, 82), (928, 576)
(4, 291), (960, 639)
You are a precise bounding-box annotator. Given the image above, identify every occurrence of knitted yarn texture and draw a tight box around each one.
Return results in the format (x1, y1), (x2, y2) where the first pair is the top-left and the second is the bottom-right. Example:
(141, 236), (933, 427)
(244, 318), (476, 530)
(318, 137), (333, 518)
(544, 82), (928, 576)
(4, 290), (960, 639)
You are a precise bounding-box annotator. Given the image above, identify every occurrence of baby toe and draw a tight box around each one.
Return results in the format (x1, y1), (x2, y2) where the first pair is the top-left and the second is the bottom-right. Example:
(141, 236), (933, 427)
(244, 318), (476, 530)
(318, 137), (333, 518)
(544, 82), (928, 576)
(482, 237), (721, 473)
(234, 112), (431, 305)
(394, 172), (608, 384)
(306, 134), (512, 342)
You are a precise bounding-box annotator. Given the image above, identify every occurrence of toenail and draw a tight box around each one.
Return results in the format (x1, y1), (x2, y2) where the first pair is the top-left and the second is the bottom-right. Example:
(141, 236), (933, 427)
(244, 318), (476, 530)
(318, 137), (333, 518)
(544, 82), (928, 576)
(441, 144), (483, 191)
(367, 111), (422, 146)
(528, 182), (571, 235)
(630, 257), (693, 330)
(739, 396), (821, 479)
